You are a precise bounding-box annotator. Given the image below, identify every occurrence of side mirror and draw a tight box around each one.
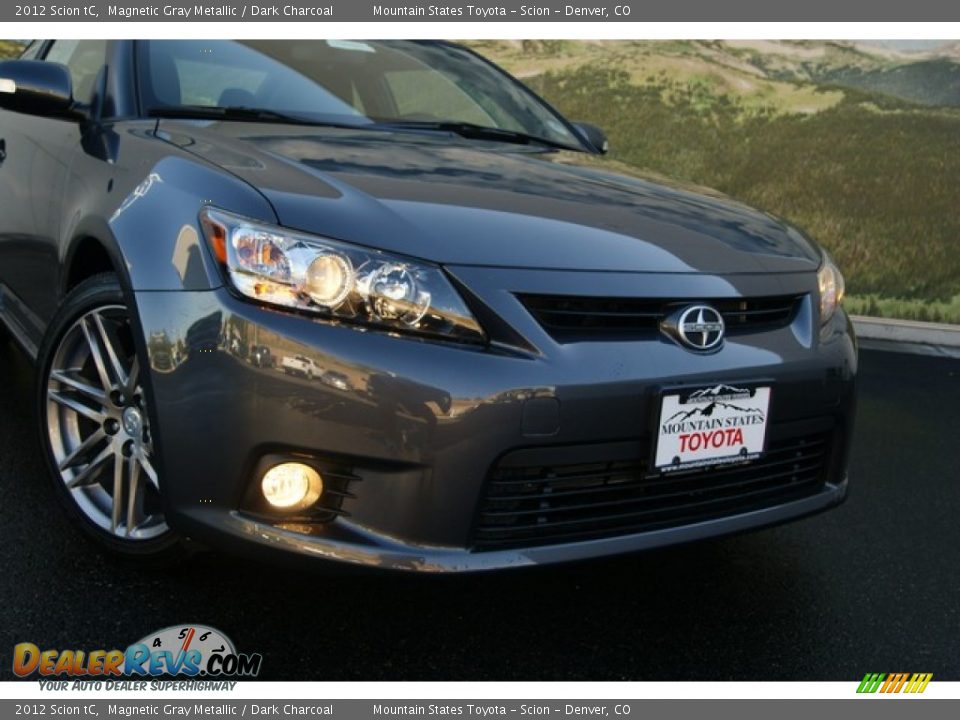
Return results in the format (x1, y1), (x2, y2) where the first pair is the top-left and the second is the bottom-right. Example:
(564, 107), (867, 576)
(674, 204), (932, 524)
(573, 121), (609, 154)
(0, 60), (77, 119)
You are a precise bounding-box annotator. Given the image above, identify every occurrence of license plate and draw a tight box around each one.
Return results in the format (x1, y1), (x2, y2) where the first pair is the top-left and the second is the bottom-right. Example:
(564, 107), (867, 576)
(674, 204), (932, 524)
(654, 383), (771, 472)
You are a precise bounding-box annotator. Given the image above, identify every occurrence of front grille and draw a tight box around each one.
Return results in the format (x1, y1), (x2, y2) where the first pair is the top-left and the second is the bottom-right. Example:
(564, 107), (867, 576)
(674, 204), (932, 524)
(473, 432), (831, 551)
(518, 294), (802, 342)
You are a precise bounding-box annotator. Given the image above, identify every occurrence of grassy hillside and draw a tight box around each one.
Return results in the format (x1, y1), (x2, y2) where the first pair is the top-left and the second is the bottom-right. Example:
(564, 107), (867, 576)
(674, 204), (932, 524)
(0, 40), (24, 58)
(469, 40), (960, 323)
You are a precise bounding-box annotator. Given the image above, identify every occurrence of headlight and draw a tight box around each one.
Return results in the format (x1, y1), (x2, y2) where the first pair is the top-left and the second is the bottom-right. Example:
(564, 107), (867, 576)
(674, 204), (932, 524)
(200, 207), (484, 343)
(817, 255), (846, 325)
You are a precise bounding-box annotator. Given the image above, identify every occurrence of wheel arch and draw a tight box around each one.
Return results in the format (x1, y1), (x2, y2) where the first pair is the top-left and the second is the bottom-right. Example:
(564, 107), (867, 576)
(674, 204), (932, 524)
(62, 232), (125, 296)
(59, 213), (134, 293)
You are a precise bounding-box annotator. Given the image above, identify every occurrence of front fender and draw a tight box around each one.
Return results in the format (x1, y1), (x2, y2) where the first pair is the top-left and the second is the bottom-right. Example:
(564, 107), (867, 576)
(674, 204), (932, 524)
(95, 155), (277, 292)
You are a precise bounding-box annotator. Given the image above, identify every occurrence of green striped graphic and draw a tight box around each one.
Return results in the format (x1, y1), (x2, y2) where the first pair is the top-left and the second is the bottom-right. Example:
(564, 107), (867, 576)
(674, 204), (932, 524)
(857, 673), (886, 693)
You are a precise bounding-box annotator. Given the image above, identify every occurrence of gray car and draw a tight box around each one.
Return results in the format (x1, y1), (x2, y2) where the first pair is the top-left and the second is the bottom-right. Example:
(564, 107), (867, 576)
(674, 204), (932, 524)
(0, 40), (856, 571)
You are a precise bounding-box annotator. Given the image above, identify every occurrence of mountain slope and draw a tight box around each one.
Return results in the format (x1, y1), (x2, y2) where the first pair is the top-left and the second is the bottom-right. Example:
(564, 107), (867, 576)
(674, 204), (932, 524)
(469, 39), (960, 110)
(816, 59), (960, 107)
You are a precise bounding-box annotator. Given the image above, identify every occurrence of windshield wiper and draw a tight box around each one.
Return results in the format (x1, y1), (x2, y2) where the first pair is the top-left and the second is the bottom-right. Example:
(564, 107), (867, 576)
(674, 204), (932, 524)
(147, 105), (369, 129)
(372, 120), (581, 151)
(147, 108), (582, 150)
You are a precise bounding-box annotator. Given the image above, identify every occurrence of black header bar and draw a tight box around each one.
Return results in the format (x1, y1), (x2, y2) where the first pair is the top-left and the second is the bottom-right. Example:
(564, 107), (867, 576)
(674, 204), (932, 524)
(4, 0), (960, 23)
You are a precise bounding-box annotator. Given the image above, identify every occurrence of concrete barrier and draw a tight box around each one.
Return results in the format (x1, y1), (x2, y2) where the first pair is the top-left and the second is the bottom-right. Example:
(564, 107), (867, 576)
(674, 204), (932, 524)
(852, 315), (960, 358)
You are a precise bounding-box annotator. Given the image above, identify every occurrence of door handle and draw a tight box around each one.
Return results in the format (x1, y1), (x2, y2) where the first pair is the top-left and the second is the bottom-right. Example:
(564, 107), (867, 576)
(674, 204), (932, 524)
(0, 138), (6, 164)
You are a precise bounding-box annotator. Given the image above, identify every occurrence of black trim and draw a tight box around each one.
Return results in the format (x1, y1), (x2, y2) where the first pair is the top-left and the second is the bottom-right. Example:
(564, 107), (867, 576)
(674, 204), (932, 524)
(472, 417), (836, 551)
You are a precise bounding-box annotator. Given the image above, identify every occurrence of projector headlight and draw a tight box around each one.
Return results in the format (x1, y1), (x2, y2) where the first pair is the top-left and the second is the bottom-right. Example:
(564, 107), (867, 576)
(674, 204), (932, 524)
(817, 254), (846, 325)
(200, 207), (484, 343)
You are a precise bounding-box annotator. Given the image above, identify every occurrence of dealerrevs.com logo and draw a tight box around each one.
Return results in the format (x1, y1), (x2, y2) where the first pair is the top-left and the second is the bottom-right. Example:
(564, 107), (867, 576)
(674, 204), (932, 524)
(13, 625), (262, 680)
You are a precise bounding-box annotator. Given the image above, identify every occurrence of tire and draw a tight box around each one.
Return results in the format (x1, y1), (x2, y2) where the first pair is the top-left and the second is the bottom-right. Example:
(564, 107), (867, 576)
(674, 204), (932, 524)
(36, 274), (182, 561)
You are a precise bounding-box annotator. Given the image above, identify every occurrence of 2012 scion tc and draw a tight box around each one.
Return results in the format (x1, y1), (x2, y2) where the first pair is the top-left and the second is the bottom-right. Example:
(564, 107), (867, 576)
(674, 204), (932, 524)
(0, 40), (856, 571)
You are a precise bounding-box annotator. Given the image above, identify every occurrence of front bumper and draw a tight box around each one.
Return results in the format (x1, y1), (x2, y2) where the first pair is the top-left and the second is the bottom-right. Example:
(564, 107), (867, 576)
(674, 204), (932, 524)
(133, 266), (857, 572)
(202, 476), (847, 572)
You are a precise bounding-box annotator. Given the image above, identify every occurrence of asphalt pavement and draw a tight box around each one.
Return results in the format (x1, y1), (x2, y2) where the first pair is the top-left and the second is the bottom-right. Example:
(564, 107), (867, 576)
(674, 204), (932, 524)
(1, 339), (958, 681)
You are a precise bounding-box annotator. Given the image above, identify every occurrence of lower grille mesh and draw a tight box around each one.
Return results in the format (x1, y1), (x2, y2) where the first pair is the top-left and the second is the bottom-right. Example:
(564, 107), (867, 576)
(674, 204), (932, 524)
(473, 432), (830, 550)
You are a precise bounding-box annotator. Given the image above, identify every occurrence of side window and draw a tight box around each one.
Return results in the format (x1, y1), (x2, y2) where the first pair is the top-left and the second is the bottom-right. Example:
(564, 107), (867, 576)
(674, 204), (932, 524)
(43, 40), (107, 105)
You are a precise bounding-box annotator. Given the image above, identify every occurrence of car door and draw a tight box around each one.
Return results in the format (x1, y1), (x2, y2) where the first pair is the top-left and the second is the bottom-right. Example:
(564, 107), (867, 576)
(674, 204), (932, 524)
(0, 40), (107, 347)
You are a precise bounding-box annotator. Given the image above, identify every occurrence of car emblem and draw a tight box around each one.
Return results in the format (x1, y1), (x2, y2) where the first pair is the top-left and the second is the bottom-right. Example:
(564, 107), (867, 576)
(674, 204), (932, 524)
(672, 304), (725, 352)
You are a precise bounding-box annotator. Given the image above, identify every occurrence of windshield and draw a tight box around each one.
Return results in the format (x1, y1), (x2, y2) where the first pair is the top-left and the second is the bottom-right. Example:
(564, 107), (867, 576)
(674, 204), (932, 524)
(136, 40), (584, 149)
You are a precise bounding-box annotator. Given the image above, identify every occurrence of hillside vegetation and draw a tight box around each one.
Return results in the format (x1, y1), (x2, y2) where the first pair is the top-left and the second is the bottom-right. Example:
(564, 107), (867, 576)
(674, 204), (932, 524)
(812, 59), (960, 107)
(0, 40), (24, 58)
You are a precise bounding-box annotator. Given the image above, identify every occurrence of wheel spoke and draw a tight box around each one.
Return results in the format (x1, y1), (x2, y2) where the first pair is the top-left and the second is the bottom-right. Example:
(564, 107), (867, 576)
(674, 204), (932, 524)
(110, 451), (124, 533)
(50, 369), (108, 405)
(79, 316), (113, 392)
(92, 312), (129, 388)
(138, 451), (160, 492)
(127, 357), (140, 396)
(125, 455), (142, 537)
(67, 443), (113, 489)
(49, 390), (105, 424)
(58, 427), (107, 472)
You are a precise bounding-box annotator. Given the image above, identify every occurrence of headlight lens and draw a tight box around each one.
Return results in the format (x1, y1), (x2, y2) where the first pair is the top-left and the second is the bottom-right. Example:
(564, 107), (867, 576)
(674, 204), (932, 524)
(817, 255), (846, 325)
(200, 207), (484, 343)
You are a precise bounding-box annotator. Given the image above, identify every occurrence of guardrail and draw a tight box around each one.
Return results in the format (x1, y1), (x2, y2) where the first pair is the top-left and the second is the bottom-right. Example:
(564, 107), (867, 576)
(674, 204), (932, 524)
(852, 315), (960, 358)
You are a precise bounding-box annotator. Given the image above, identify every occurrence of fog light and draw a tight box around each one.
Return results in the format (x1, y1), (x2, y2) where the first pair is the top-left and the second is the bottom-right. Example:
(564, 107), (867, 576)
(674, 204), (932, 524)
(261, 462), (323, 511)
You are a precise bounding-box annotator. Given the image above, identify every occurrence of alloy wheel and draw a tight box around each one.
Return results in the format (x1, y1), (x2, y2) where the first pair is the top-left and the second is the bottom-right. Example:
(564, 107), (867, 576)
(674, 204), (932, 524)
(44, 305), (168, 540)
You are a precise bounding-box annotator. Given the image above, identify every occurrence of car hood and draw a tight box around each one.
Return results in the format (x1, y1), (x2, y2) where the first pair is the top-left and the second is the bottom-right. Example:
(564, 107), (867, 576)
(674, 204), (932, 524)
(156, 121), (821, 274)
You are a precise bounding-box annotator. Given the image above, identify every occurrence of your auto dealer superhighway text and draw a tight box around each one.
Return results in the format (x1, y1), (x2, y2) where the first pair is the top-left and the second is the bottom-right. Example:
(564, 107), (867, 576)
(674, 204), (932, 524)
(107, 4), (335, 17)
